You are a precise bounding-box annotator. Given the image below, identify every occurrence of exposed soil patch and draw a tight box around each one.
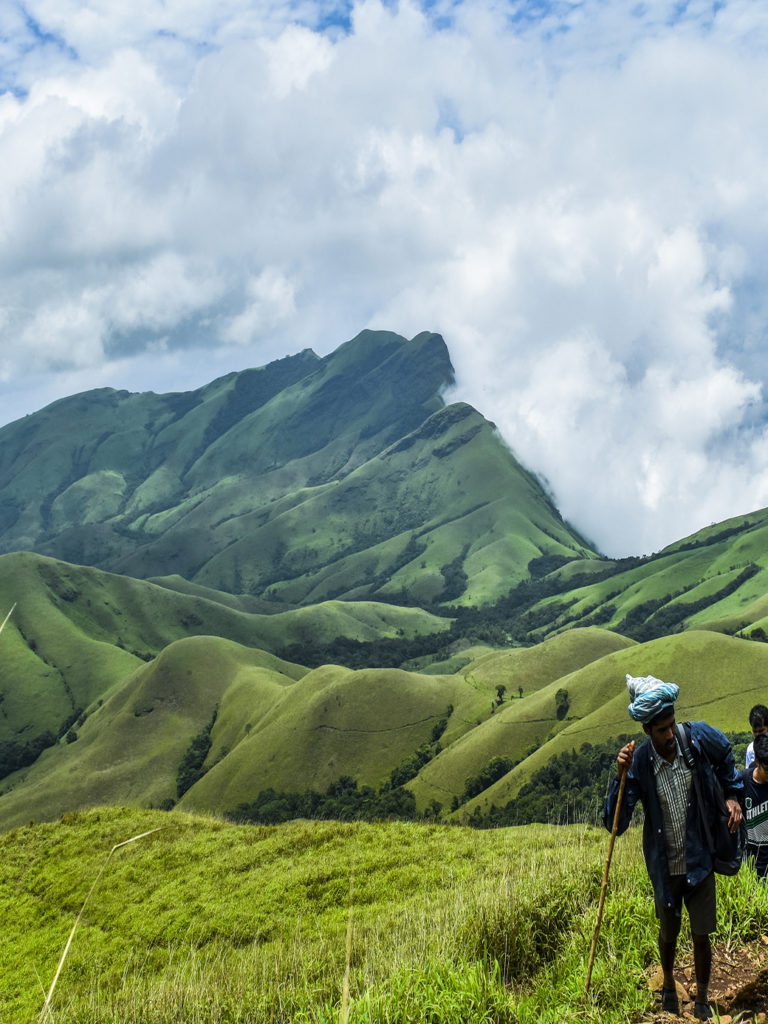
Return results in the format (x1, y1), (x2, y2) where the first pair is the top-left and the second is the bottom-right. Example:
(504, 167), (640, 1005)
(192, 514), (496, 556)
(637, 939), (768, 1022)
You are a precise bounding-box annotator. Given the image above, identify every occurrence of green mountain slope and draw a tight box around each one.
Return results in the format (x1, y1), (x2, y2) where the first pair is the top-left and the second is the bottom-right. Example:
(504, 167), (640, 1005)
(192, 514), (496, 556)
(456, 628), (768, 818)
(486, 508), (768, 643)
(0, 330), (594, 606)
(0, 551), (449, 746)
(0, 630), (496, 830)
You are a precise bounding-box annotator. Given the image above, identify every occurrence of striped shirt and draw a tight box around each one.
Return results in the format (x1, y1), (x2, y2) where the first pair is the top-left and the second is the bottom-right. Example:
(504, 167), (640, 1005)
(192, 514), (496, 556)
(652, 744), (692, 874)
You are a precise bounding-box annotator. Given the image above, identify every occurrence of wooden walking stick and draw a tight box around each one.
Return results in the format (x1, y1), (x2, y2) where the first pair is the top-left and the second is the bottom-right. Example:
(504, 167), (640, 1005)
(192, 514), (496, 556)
(584, 762), (628, 997)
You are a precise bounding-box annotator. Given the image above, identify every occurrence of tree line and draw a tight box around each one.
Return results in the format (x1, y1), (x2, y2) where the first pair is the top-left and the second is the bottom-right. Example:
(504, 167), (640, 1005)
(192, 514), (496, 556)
(227, 731), (753, 830)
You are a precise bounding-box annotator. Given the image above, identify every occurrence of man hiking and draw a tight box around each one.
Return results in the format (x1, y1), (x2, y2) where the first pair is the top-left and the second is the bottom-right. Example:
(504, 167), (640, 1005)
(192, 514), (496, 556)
(604, 674), (743, 1020)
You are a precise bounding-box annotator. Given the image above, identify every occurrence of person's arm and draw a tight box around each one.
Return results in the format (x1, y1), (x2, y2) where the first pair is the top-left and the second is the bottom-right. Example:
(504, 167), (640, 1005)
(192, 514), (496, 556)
(698, 722), (743, 831)
(602, 740), (640, 835)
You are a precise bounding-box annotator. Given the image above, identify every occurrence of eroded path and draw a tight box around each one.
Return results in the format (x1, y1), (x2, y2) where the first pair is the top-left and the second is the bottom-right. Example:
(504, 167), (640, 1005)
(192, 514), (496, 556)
(637, 940), (768, 1022)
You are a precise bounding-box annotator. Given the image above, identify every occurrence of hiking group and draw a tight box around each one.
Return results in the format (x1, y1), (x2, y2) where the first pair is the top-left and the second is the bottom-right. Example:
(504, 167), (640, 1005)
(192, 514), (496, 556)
(604, 676), (768, 1020)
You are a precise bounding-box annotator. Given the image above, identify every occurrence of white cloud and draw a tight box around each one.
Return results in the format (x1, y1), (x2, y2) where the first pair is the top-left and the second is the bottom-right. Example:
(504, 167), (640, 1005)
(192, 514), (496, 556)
(221, 269), (297, 345)
(2, 0), (768, 554)
(262, 24), (334, 98)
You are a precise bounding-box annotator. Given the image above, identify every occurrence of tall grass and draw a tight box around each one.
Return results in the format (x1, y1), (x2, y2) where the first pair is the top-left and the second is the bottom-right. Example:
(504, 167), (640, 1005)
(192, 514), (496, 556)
(37, 828), (165, 1024)
(4, 807), (768, 1024)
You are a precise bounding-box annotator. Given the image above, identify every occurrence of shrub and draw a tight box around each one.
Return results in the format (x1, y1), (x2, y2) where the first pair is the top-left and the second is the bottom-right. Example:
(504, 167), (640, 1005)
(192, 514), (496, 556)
(176, 707), (218, 797)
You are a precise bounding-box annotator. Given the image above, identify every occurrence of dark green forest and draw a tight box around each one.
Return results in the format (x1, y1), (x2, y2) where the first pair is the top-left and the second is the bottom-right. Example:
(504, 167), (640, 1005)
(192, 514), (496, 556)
(276, 552), (762, 670)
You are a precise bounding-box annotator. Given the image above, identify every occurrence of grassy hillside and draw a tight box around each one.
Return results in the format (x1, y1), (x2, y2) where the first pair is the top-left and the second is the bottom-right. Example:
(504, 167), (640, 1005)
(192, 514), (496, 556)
(409, 629), (636, 809)
(0, 550), (453, 808)
(181, 661), (496, 814)
(0, 551), (449, 725)
(0, 619), (696, 831)
(0, 806), (654, 1024)
(458, 629), (768, 818)
(0, 330), (595, 607)
(4, 577), (768, 832)
(0, 621), (639, 831)
(5, 807), (768, 1024)
(514, 508), (768, 641)
(0, 637), (304, 829)
(0, 628), (496, 830)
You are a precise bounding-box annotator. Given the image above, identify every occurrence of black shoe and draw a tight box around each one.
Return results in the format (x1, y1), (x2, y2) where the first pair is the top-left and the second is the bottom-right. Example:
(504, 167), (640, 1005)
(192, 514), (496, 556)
(693, 1002), (713, 1020)
(661, 987), (680, 1014)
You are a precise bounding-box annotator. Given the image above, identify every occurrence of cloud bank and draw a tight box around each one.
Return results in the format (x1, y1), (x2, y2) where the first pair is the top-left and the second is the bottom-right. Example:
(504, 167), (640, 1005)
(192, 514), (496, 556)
(2, 0), (768, 555)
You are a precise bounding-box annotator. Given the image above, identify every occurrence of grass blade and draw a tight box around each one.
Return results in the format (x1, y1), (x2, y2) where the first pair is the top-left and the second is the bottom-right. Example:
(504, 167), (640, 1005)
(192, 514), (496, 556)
(0, 603), (16, 639)
(37, 827), (166, 1023)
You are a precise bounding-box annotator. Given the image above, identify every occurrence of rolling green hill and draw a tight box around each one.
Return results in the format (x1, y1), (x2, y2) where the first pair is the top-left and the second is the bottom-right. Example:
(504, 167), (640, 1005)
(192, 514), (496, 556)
(453, 628), (768, 820)
(0, 329), (594, 607)
(5, 602), (766, 832)
(0, 636), (304, 829)
(0, 550), (450, 765)
(408, 628), (637, 809)
(511, 508), (768, 641)
(0, 552), (450, 737)
(0, 621), (496, 830)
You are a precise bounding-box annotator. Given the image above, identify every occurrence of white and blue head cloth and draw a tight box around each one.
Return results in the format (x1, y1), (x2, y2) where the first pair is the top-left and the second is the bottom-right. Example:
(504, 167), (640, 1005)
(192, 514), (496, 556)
(626, 673), (679, 724)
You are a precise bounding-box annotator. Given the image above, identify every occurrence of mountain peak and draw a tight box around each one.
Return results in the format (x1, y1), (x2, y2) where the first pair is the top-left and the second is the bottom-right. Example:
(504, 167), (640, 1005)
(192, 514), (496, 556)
(0, 328), (584, 604)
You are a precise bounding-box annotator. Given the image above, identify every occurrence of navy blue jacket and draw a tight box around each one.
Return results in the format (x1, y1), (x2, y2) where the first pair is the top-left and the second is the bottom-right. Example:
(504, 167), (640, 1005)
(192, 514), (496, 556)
(603, 721), (742, 910)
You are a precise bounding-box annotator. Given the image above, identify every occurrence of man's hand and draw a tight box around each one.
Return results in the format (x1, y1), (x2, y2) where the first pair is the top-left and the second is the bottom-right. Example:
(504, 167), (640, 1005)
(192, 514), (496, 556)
(617, 740), (635, 775)
(725, 797), (742, 833)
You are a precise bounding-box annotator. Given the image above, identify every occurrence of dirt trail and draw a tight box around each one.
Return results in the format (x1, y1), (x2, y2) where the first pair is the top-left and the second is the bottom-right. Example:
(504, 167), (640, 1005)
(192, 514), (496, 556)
(637, 940), (768, 1022)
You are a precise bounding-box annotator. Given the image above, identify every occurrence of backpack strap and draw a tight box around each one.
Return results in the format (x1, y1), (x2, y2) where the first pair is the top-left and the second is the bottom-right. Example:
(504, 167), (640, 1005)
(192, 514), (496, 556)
(675, 721), (696, 770)
(676, 721), (716, 855)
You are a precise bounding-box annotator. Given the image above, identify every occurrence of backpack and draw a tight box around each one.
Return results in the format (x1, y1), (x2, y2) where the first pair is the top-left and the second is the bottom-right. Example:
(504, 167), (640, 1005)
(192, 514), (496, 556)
(675, 722), (746, 876)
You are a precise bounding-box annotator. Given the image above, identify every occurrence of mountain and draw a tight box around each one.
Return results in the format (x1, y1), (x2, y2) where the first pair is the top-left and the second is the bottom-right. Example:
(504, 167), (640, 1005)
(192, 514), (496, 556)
(2, 327), (768, 832)
(494, 507), (768, 642)
(0, 330), (595, 607)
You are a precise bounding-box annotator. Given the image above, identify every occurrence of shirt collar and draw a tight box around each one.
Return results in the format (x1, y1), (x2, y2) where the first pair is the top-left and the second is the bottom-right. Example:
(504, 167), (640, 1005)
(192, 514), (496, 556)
(651, 742), (684, 774)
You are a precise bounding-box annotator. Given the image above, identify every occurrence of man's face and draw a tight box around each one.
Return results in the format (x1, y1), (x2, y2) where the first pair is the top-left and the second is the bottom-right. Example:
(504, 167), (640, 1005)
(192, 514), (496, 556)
(645, 710), (677, 761)
(753, 723), (768, 741)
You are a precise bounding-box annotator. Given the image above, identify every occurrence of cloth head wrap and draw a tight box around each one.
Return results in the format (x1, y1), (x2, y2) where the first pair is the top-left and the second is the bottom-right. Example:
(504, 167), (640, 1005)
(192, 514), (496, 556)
(626, 673), (679, 724)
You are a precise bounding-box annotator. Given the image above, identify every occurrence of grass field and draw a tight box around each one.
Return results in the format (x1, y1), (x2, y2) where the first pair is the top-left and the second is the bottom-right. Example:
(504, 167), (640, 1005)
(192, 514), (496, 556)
(5, 807), (768, 1024)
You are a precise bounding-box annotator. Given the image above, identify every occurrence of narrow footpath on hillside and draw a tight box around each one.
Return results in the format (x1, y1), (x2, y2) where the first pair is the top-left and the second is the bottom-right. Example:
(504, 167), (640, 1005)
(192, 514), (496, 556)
(636, 939), (768, 1022)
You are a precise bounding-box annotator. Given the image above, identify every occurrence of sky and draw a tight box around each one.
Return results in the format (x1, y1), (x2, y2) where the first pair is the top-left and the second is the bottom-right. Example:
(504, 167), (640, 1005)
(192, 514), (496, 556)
(2, 0), (768, 557)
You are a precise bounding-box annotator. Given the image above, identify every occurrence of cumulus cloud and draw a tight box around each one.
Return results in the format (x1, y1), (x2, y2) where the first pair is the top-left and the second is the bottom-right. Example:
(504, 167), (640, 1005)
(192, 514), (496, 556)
(2, 0), (768, 554)
(221, 269), (297, 345)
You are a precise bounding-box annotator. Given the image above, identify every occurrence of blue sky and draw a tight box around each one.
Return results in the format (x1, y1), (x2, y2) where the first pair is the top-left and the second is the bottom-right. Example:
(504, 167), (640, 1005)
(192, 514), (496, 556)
(1, 0), (768, 555)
